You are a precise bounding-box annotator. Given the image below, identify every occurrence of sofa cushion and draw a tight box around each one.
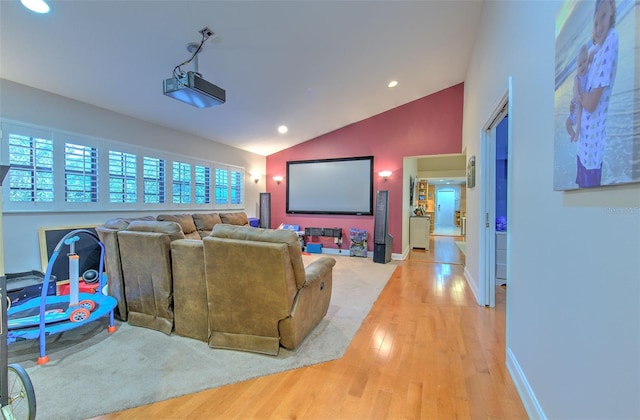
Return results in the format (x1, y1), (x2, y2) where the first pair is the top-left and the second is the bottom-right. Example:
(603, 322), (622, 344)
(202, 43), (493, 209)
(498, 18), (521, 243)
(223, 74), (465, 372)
(157, 214), (200, 240)
(219, 212), (249, 226)
(126, 220), (186, 242)
(103, 215), (155, 230)
(192, 213), (222, 238)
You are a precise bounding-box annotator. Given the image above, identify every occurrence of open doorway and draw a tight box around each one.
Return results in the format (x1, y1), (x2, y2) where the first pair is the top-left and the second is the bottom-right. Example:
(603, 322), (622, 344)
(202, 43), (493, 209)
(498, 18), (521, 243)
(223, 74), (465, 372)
(495, 116), (508, 286)
(433, 185), (462, 236)
(402, 154), (466, 256)
(480, 90), (510, 308)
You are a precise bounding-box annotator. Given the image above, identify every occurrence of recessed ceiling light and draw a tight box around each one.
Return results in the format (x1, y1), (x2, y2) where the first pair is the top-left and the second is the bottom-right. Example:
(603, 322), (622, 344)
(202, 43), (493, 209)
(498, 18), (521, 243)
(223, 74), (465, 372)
(388, 80), (398, 88)
(278, 125), (288, 134)
(21, 0), (50, 13)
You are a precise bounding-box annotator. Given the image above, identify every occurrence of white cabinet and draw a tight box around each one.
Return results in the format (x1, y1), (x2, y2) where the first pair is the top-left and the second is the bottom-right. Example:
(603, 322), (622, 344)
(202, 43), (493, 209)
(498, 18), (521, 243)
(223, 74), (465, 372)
(496, 232), (507, 284)
(410, 216), (430, 250)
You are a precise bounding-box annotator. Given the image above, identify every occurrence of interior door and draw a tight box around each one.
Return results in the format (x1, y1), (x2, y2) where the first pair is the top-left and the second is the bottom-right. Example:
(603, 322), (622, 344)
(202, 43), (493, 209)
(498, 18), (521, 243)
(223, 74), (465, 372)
(436, 189), (455, 226)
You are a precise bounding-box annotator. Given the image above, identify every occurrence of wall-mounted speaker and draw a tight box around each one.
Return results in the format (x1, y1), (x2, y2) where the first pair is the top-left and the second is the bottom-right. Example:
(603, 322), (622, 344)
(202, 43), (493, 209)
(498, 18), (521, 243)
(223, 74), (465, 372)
(373, 190), (393, 263)
(259, 192), (271, 229)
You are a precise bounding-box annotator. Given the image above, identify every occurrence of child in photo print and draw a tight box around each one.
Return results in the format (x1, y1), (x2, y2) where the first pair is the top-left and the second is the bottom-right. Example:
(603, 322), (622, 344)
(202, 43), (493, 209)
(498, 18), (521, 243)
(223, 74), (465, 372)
(572, 0), (618, 188)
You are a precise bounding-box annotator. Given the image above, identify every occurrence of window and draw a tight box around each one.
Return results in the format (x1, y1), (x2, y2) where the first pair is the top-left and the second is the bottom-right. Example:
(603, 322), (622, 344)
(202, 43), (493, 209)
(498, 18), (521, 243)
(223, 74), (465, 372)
(230, 167), (243, 205)
(195, 165), (211, 204)
(143, 156), (165, 204)
(64, 142), (98, 203)
(7, 133), (54, 203)
(215, 167), (228, 205)
(215, 165), (244, 208)
(172, 161), (191, 204)
(108, 150), (137, 203)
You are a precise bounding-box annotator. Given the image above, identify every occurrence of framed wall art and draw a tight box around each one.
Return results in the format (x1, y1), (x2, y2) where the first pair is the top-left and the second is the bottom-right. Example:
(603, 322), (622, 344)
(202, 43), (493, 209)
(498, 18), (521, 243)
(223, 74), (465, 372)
(467, 156), (476, 188)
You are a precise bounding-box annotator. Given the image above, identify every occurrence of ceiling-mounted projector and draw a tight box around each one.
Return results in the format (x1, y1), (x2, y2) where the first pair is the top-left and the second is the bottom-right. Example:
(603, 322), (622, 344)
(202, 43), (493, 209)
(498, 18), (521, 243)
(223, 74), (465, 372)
(163, 71), (226, 108)
(164, 27), (225, 108)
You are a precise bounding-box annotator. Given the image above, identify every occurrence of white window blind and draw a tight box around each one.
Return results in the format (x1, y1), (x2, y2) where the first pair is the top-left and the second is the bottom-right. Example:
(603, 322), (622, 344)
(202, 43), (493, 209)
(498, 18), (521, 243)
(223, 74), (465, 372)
(172, 161), (191, 204)
(108, 150), (137, 203)
(230, 167), (243, 205)
(8, 133), (54, 203)
(143, 156), (165, 204)
(215, 167), (229, 205)
(64, 142), (97, 203)
(195, 165), (211, 204)
(214, 165), (244, 208)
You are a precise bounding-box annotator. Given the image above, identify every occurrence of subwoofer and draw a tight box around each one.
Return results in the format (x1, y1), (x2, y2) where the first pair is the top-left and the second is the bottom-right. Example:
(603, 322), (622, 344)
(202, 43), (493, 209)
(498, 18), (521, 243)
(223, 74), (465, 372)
(259, 192), (271, 229)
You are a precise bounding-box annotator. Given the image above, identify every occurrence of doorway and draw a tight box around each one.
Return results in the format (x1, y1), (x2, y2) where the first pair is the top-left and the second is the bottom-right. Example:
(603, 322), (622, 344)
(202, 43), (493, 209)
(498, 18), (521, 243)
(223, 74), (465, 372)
(480, 89), (510, 308)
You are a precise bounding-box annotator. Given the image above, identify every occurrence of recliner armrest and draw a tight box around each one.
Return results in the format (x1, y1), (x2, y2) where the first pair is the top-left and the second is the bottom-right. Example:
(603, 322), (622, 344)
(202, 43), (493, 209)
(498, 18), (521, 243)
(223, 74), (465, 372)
(303, 257), (336, 287)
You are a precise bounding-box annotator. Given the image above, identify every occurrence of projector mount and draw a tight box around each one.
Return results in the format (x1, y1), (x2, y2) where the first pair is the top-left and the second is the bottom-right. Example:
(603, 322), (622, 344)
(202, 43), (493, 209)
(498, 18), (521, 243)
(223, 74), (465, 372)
(172, 27), (214, 83)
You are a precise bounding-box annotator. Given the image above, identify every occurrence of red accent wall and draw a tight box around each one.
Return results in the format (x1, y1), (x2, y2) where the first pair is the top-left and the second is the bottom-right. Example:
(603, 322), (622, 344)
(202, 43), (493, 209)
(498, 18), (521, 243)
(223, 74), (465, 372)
(266, 83), (463, 254)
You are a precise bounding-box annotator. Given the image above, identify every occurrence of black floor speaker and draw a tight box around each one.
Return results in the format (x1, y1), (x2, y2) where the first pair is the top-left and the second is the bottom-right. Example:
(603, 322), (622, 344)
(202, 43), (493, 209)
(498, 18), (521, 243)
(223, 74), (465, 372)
(259, 192), (271, 229)
(373, 190), (393, 263)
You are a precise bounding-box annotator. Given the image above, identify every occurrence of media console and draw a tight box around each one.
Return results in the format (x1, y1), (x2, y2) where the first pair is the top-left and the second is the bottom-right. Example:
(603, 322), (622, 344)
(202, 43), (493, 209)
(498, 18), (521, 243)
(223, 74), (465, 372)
(303, 227), (342, 239)
(304, 227), (343, 252)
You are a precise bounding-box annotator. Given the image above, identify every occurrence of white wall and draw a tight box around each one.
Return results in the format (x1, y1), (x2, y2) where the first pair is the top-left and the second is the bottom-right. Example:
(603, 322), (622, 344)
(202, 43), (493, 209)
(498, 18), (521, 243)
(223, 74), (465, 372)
(0, 79), (266, 273)
(464, 1), (640, 418)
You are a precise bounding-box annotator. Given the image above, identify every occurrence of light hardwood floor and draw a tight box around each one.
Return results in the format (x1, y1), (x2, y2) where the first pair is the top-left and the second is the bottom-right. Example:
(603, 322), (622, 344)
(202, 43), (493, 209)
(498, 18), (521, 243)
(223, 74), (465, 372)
(95, 236), (526, 419)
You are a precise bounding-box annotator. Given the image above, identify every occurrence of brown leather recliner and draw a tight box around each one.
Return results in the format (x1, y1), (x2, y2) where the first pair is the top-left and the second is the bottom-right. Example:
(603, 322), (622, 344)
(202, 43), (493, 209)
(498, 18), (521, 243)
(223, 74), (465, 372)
(95, 216), (155, 321)
(117, 220), (184, 334)
(203, 224), (336, 355)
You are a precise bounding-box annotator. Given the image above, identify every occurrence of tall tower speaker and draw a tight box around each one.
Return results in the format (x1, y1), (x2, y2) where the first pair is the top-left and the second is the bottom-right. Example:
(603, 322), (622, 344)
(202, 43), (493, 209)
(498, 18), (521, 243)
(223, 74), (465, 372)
(259, 192), (271, 229)
(373, 190), (393, 263)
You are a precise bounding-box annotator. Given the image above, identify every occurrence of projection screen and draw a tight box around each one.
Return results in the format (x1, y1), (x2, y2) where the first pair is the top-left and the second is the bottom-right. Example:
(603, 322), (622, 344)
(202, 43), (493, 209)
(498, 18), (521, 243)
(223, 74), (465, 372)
(286, 156), (374, 215)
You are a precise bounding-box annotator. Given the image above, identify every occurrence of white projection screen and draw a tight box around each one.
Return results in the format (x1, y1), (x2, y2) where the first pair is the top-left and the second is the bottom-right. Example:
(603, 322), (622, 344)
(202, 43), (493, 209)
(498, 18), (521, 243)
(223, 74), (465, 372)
(286, 156), (374, 215)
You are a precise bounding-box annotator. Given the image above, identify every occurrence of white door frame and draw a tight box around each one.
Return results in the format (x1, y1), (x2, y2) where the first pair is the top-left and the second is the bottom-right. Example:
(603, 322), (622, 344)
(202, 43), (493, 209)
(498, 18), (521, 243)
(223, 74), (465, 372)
(480, 84), (511, 307)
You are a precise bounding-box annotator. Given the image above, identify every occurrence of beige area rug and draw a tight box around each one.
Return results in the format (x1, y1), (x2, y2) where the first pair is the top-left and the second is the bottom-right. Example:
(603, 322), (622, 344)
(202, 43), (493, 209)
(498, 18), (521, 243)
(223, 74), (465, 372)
(455, 241), (466, 255)
(9, 254), (398, 420)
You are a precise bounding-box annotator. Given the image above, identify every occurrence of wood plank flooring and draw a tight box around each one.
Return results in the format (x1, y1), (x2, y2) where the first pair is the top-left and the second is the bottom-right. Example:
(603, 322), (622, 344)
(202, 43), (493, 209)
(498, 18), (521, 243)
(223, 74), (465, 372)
(94, 236), (526, 419)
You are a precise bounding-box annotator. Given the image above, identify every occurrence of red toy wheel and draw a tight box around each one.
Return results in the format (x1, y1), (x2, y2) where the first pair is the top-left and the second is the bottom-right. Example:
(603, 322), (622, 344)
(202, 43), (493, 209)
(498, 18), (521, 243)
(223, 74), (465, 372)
(79, 299), (96, 311)
(69, 307), (91, 322)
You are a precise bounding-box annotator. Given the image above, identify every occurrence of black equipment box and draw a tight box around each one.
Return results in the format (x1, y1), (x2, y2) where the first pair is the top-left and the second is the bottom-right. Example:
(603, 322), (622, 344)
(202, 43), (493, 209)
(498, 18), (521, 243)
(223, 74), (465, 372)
(304, 227), (342, 238)
(6, 270), (57, 307)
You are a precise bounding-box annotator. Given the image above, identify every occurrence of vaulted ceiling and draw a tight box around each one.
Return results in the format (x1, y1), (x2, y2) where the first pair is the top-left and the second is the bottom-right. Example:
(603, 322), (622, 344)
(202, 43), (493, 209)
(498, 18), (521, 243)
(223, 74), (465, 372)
(0, 0), (483, 156)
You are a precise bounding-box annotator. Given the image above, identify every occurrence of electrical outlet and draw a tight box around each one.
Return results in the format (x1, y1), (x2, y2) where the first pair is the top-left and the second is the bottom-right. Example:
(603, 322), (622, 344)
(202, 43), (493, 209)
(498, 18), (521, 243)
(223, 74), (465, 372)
(199, 27), (214, 40)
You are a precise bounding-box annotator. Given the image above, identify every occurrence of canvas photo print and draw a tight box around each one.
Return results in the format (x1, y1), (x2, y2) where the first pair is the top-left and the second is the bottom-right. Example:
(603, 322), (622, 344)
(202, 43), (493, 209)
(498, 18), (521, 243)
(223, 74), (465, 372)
(554, 0), (639, 190)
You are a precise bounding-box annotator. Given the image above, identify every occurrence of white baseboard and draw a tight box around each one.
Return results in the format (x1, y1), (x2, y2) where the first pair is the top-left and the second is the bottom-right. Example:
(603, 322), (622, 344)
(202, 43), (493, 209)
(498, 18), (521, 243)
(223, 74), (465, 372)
(401, 245), (411, 260)
(506, 347), (546, 420)
(463, 265), (481, 305)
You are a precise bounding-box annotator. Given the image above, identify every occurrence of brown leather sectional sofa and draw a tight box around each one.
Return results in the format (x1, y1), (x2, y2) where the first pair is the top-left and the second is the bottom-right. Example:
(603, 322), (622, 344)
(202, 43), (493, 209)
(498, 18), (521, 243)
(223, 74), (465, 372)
(96, 212), (336, 355)
(96, 211), (250, 323)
